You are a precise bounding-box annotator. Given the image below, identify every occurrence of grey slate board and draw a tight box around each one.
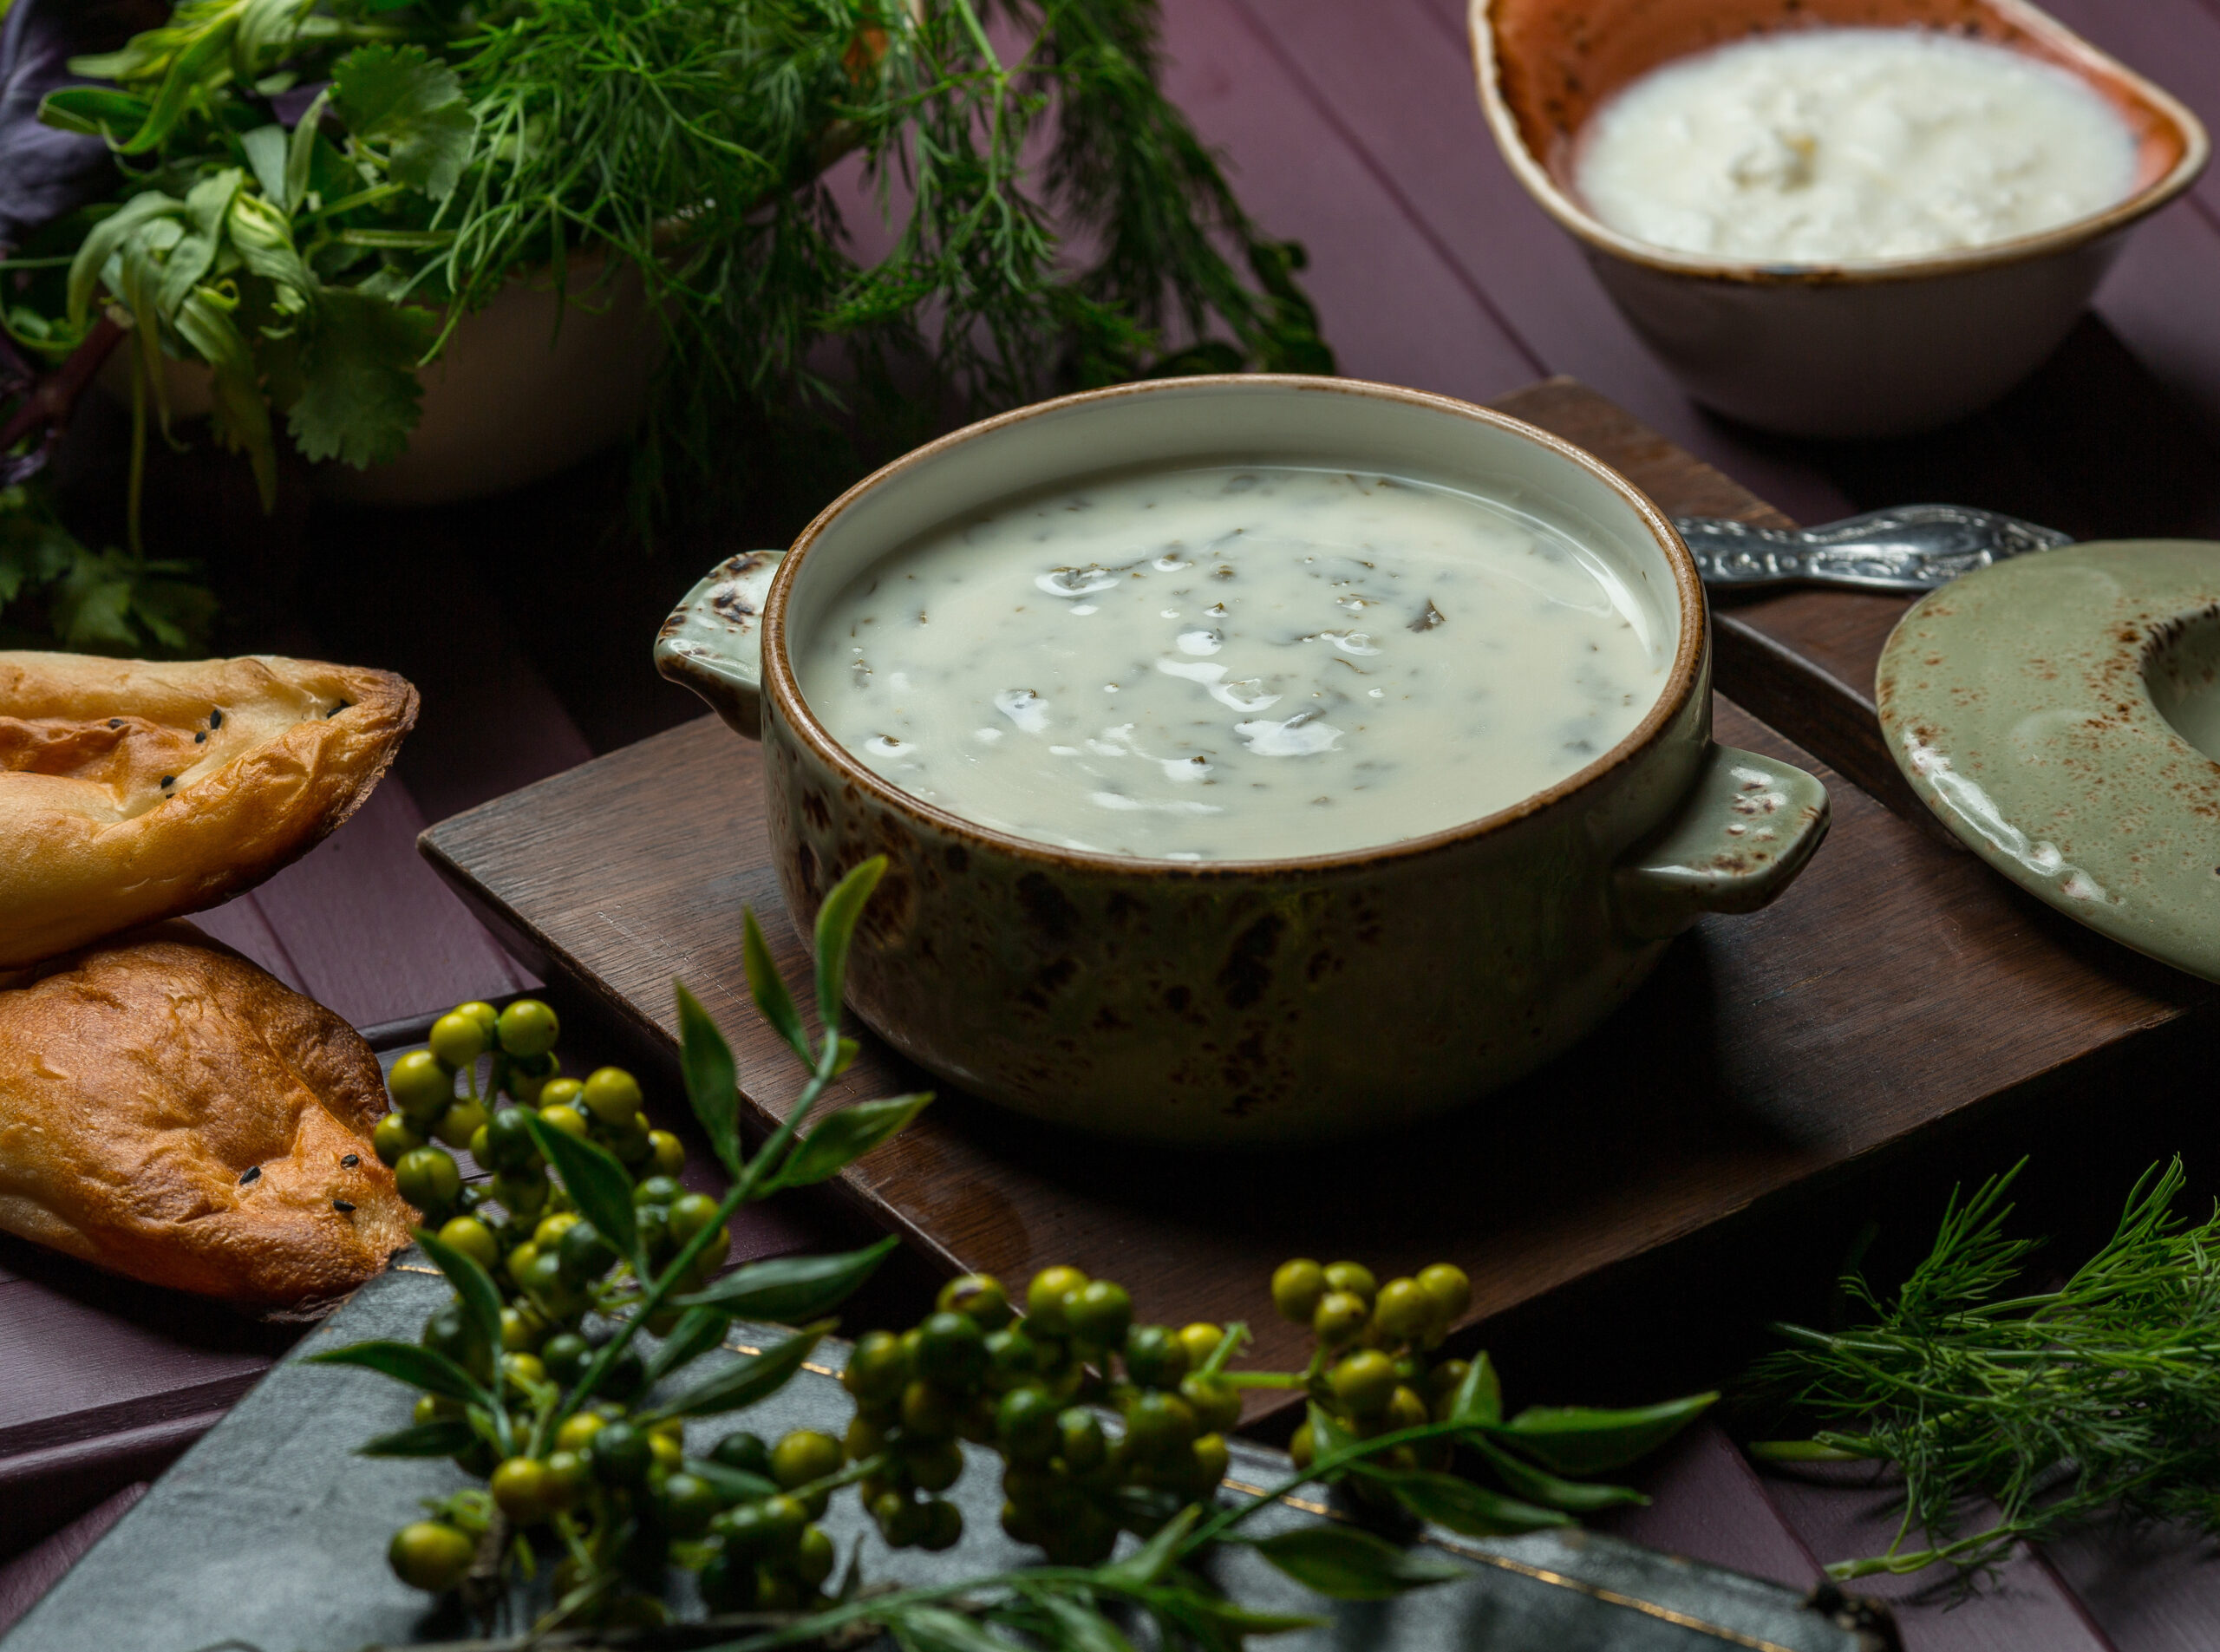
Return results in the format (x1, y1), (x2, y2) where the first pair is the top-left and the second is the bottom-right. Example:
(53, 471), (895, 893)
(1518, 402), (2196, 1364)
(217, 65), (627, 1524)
(2, 1261), (1886, 1652)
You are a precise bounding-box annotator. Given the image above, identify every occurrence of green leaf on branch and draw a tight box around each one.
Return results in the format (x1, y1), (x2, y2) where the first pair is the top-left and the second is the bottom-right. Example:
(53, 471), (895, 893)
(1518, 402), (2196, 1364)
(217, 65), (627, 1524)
(1100, 1505), (1199, 1589)
(282, 287), (434, 469)
(284, 84), (332, 213)
(812, 857), (886, 1038)
(67, 193), (185, 329)
(156, 168), (242, 318)
(331, 43), (476, 199)
(675, 980), (743, 1178)
(1250, 1525), (1466, 1601)
(1486, 1393), (1716, 1475)
(1471, 1439), (1649, 1512)
(1447, 1351), (1503, 1427)
(1036, 1594), (1138, 1652)
(890, 1605), (1015, 1652)
(1307, 1399), (1358, 1462)
(173, 286), (278, 509)
(415, 1227), (506, 1359)
(640, 1305), (732, 1388)
(773, 1094), (931, 1190)
(740, 911), (810, 1065)
(655, 1322), (831, 1419)
(304, 1340), (487, 1406)
(37, 88), (153, 142)
(1162, 1594), (1325, 1637)
(682, 1456), (779, 1505)
(523, 1112), (639, 1265)
(1356, 1464), (1573, 1535)
(357, 1419), (478, 1458)
(675, 1236), (898, 1321)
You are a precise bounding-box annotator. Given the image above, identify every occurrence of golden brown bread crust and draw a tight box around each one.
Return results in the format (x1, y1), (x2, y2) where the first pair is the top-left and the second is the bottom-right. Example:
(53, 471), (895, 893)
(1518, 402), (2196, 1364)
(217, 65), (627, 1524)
(0, 651), (419, 969)
(0, 926), (414, 1308)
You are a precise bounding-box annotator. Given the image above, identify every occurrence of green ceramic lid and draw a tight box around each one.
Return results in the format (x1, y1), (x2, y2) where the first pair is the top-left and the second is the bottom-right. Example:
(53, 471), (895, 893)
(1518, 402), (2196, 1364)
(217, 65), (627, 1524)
(1877, 540), (2220, 983)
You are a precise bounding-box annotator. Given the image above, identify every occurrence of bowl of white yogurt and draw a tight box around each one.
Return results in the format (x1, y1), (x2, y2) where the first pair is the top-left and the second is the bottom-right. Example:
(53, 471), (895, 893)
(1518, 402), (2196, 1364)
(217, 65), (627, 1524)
(656, 375), (1830, 1144)
(1470, 0), (2208, 437)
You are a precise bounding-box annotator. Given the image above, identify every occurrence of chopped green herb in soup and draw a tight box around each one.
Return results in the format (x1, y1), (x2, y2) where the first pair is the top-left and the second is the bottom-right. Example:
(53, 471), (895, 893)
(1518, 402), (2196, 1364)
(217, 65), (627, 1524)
(798, 467), (1668, 859)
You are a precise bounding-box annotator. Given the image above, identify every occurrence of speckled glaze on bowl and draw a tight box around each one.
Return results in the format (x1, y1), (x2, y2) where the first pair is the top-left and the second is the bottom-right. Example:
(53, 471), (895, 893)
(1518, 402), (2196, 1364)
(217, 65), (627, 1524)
(1469, 0), (2209, 438)
(1877, 540), (2220, 982)
(657, 376), (1831, 1144)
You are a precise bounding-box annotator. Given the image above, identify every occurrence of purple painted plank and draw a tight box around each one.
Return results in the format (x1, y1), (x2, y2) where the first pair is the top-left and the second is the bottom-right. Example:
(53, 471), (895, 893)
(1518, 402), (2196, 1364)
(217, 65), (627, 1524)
(0, 1484), (145, 1629)
(239, 777), (532, 1028)
(1596, 1421), (1821, 1589)
(186, 891), (308, 997)
(2090, 203), (2220, 454)
(2040, 1524), (2220, 1652)
(1227, 0), (1853, 526)
(0, 1281), (270, 1451)
(1154, 0), (1542, 402)
(1759, 1464), (2112, 1652)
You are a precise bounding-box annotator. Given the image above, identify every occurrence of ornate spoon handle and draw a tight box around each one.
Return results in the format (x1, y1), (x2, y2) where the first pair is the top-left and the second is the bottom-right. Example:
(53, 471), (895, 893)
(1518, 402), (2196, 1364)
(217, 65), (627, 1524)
(1674, 504), (2074, 593)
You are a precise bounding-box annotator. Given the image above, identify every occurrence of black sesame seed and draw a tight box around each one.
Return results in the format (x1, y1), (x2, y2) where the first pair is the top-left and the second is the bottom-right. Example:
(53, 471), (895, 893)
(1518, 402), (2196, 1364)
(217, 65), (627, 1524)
(209, 708), (222, 728)
(239, 1165), (262, 1185)
(108, 718), (122, 729)
(194, 731), (206, 743)
(340, 1152), (359, 1167)
(325, 702), (351, 718)
(160, 775), (174, 787)
(333, 1198), (356, 1213)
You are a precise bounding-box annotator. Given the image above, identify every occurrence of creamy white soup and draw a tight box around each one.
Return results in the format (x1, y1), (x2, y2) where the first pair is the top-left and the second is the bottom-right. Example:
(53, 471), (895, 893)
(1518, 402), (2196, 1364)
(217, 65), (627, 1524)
(795, 466), (1668, 861)
(1576, 29), (2138, 264)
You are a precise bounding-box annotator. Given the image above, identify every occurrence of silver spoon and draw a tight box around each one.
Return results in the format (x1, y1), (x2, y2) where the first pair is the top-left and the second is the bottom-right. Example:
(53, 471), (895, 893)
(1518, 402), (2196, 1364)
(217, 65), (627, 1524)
(1673, 504), (2074, 593)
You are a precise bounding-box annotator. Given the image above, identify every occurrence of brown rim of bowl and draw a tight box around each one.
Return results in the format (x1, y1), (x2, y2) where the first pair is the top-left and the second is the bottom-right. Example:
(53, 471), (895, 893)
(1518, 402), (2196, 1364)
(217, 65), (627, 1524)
(1468, 0), (2212, 289)
(758, 374), (1707, 880)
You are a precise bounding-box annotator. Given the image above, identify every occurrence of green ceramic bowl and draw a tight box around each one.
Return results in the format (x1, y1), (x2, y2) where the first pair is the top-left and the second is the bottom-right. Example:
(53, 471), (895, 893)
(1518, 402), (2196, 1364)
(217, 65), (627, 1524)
(657, 376), (1830, 1144)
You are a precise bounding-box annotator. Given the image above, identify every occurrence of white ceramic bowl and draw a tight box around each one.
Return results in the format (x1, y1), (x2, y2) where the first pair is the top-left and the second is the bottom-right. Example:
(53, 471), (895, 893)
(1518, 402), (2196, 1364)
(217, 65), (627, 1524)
(1469, 0), (2209, 439)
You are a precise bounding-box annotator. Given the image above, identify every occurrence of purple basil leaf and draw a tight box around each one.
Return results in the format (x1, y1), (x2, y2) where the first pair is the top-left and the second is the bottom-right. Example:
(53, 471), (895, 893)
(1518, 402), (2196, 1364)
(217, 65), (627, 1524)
(0, 0), (166, 251)
(270, 80), (330, 129)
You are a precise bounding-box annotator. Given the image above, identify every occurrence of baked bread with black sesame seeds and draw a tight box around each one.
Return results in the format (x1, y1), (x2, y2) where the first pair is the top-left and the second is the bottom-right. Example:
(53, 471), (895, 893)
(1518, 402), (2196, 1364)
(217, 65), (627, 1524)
(0, 650), (417, 969)
(0, 925), (412, 1308)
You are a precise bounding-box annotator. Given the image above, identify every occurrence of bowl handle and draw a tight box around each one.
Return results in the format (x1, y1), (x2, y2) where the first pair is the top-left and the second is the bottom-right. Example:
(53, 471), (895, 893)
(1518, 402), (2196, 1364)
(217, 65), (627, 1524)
(1613, 744), (1831, 941)
(654, 551), (784, 739)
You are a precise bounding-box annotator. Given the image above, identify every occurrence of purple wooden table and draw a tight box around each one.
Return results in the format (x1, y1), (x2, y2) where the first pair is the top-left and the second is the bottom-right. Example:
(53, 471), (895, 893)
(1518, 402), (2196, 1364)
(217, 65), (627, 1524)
(10, 1), (2220, 1645)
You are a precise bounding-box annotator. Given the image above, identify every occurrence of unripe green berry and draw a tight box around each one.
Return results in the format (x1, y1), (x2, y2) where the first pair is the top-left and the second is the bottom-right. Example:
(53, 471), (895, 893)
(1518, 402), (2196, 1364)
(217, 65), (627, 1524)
(1270, 1257), (1327, 1324)
(388, 1049), (453, 1121)
(1312, 1290), (1370, 1348)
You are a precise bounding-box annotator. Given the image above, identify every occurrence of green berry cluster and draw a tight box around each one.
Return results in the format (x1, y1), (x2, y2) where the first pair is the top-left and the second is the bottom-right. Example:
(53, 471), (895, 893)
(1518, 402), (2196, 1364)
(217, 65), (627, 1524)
(1274, 1258), (1473, 1475)
(375, 996), (686, 1237)
(694, 1430), (844, 1613)
(837, 1265), (1242, 1568)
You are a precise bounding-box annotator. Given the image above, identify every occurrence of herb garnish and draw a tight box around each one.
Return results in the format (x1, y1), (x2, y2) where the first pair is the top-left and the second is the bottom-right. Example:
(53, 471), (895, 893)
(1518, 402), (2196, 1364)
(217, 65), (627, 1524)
(1750, 1157), (2220, 1583)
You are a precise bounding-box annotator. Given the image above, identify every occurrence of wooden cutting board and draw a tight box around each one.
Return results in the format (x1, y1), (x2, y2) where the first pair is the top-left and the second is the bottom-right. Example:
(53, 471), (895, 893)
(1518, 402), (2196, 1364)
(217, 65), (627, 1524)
(420, 380), (2208, 1418)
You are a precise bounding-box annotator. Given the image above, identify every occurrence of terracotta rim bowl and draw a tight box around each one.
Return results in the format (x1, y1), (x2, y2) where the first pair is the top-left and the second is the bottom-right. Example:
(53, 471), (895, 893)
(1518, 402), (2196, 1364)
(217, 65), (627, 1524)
(1469, 0), (2210, 285)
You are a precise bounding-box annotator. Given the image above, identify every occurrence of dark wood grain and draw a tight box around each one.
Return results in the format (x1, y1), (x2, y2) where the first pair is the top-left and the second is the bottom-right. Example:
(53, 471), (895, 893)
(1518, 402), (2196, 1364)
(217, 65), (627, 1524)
(421, 385), (2210, 1429)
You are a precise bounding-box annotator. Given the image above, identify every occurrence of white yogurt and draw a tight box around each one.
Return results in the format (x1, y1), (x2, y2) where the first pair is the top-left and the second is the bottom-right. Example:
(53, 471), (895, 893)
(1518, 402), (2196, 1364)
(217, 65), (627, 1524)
(797, 467), (1668, 860)
(1576, 29), (2138, 264)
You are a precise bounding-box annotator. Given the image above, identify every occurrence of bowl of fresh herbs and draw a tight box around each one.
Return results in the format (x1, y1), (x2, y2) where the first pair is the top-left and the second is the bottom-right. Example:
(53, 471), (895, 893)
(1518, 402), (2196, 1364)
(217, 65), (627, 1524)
(0, 0), (1330, 650)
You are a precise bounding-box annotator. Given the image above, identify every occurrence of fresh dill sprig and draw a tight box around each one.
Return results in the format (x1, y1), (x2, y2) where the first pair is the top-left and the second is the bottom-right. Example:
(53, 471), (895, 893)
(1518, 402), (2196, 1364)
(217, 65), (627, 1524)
(1747, 1156), (2220, 1583)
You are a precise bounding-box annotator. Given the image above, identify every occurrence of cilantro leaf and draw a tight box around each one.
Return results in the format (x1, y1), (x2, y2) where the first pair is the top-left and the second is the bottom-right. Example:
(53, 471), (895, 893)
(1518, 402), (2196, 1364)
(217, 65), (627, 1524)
(282, 284), (434, 468)
(330, 43), (473, 200)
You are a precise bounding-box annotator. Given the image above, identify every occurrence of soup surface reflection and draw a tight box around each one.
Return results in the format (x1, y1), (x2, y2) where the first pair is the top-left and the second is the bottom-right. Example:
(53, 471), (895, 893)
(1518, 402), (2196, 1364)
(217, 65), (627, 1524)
(797, 466), (1668, 859)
